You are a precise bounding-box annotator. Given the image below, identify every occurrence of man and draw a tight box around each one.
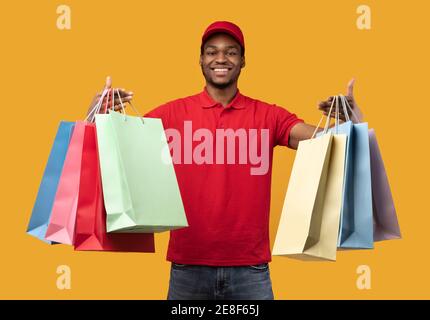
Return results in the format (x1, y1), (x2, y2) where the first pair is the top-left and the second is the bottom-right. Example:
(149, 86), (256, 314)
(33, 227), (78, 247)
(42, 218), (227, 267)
(88, 21), (363, 300)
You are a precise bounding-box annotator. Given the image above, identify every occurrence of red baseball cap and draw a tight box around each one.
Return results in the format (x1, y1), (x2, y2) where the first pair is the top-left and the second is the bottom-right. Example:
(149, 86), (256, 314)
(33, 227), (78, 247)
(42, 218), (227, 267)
(201, 21), (245, 55)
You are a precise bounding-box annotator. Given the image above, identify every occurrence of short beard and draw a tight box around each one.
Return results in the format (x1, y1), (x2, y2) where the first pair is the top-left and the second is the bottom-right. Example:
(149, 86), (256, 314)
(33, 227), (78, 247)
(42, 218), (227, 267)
(206, 78), (235, 89)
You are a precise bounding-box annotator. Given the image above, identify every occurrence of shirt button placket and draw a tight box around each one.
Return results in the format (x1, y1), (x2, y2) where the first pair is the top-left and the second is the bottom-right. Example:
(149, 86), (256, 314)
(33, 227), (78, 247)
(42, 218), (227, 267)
(218, 107), (227, 129)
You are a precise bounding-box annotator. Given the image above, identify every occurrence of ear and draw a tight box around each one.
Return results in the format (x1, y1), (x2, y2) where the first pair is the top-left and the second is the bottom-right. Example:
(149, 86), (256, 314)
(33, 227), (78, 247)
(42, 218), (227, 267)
(241, 56), (246, 68)
(199, 55), (203, 66)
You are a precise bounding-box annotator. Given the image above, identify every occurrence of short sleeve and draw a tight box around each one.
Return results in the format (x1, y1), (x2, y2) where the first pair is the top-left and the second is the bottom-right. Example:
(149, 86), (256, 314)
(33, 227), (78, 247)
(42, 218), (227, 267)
(272, 105), (304, 148)
(144, 103), (171, 128)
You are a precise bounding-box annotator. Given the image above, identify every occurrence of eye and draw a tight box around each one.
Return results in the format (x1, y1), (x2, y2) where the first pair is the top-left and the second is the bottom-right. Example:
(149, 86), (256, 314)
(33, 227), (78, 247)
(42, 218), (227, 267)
(206, 51), (216, 56)
(227, 51), (237, 56)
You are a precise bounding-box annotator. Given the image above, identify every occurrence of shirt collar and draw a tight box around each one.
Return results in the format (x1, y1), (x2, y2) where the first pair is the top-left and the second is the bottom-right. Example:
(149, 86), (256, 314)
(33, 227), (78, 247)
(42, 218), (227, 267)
(199, 86), (246, 109)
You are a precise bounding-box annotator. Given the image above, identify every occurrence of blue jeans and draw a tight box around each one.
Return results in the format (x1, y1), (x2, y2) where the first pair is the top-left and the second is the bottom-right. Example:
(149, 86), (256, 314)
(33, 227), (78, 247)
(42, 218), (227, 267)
(167, 263), (274, 300)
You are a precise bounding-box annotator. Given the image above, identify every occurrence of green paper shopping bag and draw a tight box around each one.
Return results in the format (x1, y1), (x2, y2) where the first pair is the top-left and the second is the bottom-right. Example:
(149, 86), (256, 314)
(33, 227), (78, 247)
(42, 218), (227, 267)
(95, 94), (188, 233)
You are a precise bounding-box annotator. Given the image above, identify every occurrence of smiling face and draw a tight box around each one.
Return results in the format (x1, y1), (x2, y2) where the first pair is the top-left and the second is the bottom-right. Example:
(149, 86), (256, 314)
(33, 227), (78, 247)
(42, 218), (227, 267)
(200, 33), (245, 89)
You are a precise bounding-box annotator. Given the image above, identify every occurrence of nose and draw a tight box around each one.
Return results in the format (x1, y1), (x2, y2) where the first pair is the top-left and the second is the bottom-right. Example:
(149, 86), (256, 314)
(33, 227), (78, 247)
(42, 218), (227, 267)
(214, 51), (228, 63)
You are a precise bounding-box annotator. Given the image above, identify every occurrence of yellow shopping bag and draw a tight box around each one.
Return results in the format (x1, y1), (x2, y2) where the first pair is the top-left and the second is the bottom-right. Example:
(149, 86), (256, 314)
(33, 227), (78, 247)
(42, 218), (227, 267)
(273, 97), (347, 261)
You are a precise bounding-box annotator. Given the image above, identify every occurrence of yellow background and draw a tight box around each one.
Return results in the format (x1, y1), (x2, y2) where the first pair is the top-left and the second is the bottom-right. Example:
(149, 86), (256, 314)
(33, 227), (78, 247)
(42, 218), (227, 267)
(0, 0), (428, 299)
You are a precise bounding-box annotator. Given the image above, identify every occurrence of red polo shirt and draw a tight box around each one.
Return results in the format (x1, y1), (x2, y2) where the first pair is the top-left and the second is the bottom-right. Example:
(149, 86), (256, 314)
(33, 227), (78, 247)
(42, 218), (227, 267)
(144, 87), (303, 266)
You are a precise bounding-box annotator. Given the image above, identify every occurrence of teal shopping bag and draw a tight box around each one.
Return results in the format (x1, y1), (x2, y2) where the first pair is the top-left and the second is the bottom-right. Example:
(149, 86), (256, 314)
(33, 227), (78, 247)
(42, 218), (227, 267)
(95, 108), (188, 233)
(27, 121), (75, 243)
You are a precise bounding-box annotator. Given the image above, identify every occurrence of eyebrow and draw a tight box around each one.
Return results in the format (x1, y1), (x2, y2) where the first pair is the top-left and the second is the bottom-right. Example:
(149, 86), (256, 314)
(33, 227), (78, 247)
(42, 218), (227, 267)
(205, 45), (239, 50)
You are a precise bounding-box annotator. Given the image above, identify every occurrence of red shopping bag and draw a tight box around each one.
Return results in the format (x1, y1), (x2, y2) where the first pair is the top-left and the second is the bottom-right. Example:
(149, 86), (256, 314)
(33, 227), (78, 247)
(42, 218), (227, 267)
(74, 123), (155, 252)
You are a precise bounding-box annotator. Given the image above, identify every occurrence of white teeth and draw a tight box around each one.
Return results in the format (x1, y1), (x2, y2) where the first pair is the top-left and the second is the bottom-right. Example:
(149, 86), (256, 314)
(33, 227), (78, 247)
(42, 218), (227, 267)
(214, 68), (228, 72)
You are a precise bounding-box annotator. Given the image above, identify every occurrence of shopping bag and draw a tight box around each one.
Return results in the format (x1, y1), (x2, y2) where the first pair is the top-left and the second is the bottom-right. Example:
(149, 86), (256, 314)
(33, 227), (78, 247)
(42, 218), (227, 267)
(369, 130), (401, 241)
(273, 99), (346, 261)
(327, 96), (373, 249)
(95, 89), (188, 233)
(45, 89), (112, 244)
(74, 122), (155, 252)
(45, 121), (87, 244)
(27, 121), (75, 243)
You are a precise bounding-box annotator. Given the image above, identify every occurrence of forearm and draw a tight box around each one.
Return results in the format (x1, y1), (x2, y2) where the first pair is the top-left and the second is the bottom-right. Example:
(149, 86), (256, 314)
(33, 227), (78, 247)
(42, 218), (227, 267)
(288, 122), (337, 150)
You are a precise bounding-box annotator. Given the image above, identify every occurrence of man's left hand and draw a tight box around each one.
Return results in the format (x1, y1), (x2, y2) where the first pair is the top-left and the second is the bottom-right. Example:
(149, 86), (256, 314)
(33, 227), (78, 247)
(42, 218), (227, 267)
(318, 78), (364, 123)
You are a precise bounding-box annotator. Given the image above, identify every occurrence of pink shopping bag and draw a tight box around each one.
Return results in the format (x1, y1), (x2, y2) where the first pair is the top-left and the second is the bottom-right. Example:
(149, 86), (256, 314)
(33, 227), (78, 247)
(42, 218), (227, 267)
(45, 121), (87, 244)
(369, 129), (401, 241)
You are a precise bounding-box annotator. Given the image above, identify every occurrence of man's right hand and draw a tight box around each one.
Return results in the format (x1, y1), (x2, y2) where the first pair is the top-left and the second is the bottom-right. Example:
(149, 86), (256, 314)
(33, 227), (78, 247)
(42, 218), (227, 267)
(87, 76), (134, 117)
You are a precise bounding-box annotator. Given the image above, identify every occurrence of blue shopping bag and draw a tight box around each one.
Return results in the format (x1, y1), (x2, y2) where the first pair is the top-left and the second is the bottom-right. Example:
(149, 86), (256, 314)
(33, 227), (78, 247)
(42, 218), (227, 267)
(27, 121), (75, 243)
(337, 121), (373, 249)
